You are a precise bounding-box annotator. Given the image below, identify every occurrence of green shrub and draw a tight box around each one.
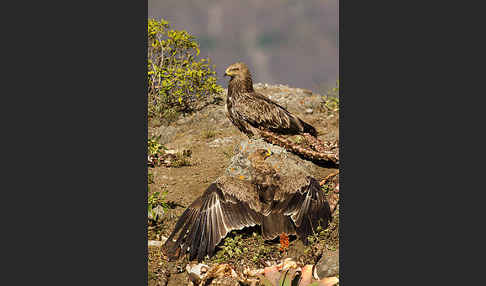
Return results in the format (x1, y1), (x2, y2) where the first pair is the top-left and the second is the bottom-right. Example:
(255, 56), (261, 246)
(148, 190), (170, 220)
(201, 128), (218, 139)
(169, 151), (191, 168)
(321, 80), (340, 113)
(148, 172), (154, 184)
(148, 135), (166, 157)
(148, 18), (224, 123)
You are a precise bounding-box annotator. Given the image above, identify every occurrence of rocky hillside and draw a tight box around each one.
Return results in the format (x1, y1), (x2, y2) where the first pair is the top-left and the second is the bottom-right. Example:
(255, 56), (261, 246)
(148, 83), (339, 286)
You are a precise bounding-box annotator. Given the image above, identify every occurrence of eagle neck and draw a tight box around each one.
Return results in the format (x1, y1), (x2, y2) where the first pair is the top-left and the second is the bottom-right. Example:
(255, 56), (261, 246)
(228, 75), (254, 95)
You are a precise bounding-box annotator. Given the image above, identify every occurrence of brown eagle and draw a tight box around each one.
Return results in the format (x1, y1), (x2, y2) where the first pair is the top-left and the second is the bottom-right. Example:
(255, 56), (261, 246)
(223, 62), (338, 163)
(224, 62), (317, 138)
(163, 149), (331, 262)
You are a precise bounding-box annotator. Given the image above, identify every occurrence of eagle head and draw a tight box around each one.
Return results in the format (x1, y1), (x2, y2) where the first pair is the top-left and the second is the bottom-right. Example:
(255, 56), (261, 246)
(224, 62), (250, 80)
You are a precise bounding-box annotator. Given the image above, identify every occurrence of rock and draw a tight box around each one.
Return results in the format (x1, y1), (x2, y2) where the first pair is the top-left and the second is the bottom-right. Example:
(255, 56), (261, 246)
(148, 205), (165, 221)
(314, 252), (339, 279)
(208, 108), (227, 122)
(175, 115), (194, 126)
(186, 263), (209, 284)
(226, 139), (323, 181)
(155, 125), (177, 145)
(303, 89), (313, 95)
(208, 137), (234, 148)
(148, 237), (167, 247)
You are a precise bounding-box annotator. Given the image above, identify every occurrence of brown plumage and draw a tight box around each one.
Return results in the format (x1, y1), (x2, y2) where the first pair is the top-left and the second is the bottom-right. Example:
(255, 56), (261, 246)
(163, 149), (331, 262)
(224, 62), (317, 138)
(224, 62), (338, 164)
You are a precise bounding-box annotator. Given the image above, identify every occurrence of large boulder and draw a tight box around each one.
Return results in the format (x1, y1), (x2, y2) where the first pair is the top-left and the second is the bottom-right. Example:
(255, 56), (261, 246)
(225, 138), (326, 182)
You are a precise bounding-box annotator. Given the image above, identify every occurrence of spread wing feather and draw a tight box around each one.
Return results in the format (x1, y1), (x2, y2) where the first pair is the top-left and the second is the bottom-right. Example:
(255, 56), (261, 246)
(257, 176), (331, 243)
(164, 182), (262, 261)
(164, 176), (331, 261)
(282, 177), (331, 242)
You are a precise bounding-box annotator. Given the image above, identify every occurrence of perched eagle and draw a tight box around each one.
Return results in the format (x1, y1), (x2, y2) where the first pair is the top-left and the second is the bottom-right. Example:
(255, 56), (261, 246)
(163, 148), (331, 262)
(223, 62), (339, 164)
(224, 62), (318, 138)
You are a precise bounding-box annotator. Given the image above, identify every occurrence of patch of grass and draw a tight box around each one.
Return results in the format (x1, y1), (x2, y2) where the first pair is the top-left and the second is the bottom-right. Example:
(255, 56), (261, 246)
(170, 151), (191, 167)
(213, 234), (248, 262)
(148, 171), (155, 184)
(321, 80), (339, 113)
(307, 225), (327, 245)
(321, 183), (333, 194)
(201, 128), (218, 139)
(210, 230), (278, 266)
(148, 190), (170, 220)
(148, 135), (166, 157)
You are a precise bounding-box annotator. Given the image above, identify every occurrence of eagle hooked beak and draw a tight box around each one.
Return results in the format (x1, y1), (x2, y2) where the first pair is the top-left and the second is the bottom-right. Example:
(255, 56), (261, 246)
(224, 67), (233, 77)
(265, 149), (272, 158)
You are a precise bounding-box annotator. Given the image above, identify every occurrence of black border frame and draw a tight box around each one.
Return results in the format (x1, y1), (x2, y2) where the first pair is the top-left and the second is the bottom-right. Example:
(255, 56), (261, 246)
(8, 0), (470, 285)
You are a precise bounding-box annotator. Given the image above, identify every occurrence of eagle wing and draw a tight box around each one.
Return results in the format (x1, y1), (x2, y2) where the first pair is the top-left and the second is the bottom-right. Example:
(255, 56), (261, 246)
(164, 177), (263, 261)
(233, 91), (316, 135)
(272, 176), (331, 242)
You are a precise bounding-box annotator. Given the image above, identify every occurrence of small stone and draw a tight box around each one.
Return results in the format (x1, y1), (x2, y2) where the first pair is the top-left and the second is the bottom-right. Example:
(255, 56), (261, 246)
(208, 137), (233, 148)
(186, 263), (210, 284)
(314, 252), (339, 279)
(303, 89), (313, 95)
(148, 238), (167, 247)
(155, 126), (177, 145)
(148, 205), (165, 221)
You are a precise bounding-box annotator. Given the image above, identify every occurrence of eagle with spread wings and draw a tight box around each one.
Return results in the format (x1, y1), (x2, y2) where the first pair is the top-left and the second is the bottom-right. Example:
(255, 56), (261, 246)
(163, 149), (331, 261)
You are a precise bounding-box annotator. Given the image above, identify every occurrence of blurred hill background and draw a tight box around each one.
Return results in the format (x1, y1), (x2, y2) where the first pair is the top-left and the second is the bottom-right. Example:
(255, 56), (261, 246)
(148, 0), (338, 93)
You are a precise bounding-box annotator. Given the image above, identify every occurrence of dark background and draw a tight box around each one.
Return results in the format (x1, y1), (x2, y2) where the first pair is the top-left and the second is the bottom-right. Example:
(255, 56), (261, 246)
(149, 0), (338, 92)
